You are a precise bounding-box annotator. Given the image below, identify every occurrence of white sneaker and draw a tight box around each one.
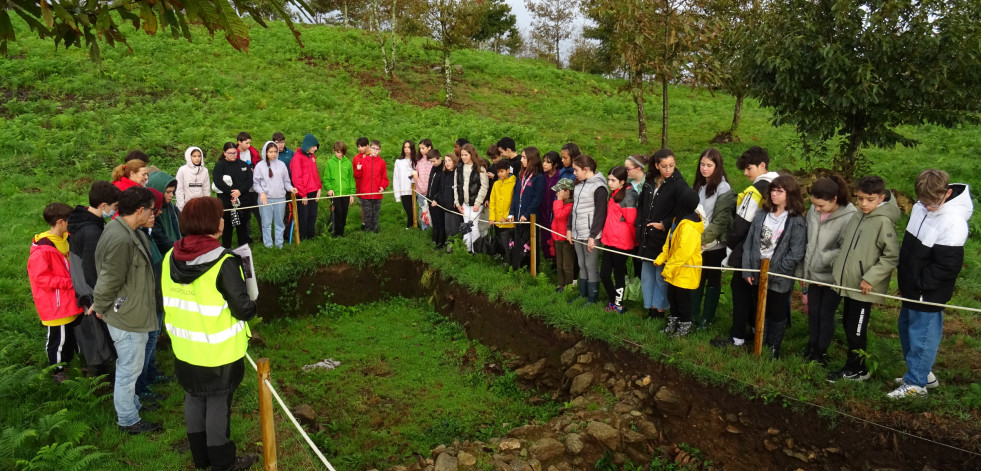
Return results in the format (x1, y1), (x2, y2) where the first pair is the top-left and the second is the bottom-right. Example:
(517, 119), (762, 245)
(887, 382), (927, 399)
(893, 371), (939, 389)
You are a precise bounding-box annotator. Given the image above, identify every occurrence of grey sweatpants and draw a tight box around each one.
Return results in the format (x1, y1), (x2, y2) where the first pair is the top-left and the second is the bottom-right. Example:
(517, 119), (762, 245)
(574, 240), (600, 282)
(361, 198), (382, 233)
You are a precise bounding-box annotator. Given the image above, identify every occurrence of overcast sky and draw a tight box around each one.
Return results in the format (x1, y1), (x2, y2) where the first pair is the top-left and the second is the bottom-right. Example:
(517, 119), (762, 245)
(503, 0), (588, 58)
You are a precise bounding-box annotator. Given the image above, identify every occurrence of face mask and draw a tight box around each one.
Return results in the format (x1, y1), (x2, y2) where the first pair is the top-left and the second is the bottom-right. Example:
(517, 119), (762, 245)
(103, 209), (117, 219)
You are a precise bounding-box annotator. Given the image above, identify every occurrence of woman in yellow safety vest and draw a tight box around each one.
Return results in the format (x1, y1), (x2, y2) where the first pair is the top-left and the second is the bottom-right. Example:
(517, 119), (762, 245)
(163, 197), (258, 471)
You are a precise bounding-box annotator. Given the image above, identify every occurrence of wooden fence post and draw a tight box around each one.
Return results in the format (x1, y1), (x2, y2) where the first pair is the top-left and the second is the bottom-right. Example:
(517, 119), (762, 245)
(411, 183), (418, 229)
(754, 258), (770, 357)
(290, 193), (300, 246)
(530, 214), (537, 278)
(257, 358), (278, 470)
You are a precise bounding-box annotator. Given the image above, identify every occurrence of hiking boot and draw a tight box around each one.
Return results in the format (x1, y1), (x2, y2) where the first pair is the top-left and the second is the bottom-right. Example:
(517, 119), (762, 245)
(120, 420), (162, 435)
(231, 453), (259, 470)
(805, 353), (829, 367)
(893, 371), (939, 389)
(711, 337), (743, 349)
(825, 368), (870, 383)
(673, 321), (693, 338)
(661, 316), (679, 334)
(887, 382), (928, 399)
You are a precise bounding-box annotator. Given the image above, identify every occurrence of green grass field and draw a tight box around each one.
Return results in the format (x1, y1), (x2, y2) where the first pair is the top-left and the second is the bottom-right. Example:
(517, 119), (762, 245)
(2, 17), (981, 469)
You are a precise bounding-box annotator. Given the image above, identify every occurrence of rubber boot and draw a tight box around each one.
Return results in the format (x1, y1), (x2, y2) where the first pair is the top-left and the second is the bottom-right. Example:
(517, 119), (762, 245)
(586, 281), (600, 305)
(690, 282), (705, 326)
(674, 321), (693, 338)
(662, 316), (679, 334)
(570, 279), (588, 304)
(187, 432), (210, 469)
(208, 442), (237, 471)
(700, 286), (721, 329)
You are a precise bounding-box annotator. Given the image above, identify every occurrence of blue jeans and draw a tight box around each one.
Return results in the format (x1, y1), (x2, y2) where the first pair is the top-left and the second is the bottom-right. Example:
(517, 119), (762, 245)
(137, 310), (163, 395)
(418, 198), (431, 230)
(641, 261), (670, 310)
(898, 306), (944, 388)
(107, 324), (148, 427)
(259, 197), (287, 248)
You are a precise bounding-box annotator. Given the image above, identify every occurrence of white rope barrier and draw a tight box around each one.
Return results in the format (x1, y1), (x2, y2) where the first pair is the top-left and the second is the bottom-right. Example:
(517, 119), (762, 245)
(245, 352), (338, 471)
(223, 190), (399, 211)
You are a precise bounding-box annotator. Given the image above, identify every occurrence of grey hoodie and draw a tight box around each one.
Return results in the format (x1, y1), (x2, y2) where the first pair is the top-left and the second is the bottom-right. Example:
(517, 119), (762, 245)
(175, 146), (210, 211)
(802, 202), (857, 284)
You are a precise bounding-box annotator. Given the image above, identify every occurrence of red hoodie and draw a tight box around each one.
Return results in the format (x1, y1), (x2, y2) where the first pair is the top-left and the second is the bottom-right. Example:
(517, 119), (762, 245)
(290, 148), (322, 196)
(353, 155), (390, 200)
(28, 235), (83, 325)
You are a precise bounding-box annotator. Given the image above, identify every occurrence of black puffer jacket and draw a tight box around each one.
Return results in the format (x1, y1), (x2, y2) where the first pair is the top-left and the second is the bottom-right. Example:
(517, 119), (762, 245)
(635, 169), (688, 259)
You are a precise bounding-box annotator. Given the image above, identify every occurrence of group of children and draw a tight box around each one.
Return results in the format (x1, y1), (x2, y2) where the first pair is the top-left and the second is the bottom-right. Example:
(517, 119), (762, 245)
(27, 138), (972, 403)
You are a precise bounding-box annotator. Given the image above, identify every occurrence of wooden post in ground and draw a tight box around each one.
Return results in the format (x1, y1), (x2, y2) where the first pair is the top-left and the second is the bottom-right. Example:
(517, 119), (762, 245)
(257, 358), (278, 470)
(290, 193), (300, 246)
(411, 183), (418, 229)
(754, 258), (770, 357)
(530, 214), (537, 278)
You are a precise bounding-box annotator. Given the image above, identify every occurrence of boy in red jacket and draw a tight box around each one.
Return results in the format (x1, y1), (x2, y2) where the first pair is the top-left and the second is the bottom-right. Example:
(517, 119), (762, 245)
(28, 203), (84, 383)
(352, 137), (369, 230)
(354, 140), (390, 233)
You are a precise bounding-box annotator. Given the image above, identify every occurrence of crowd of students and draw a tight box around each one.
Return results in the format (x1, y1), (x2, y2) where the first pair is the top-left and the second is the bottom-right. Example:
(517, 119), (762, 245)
(24, 134), (976, 463)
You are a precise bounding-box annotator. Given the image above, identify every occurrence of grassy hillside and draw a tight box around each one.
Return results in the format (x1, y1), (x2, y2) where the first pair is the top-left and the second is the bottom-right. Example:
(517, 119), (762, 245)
(2, 17), (981, 469)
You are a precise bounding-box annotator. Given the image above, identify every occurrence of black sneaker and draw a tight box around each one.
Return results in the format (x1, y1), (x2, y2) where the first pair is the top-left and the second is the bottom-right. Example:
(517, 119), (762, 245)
(711, 337), (742, 349)
(825, 368), (870, 383)
(231, 453), (259, 470)
(139, 390), (167, 404)
(120, 420), (162, 435)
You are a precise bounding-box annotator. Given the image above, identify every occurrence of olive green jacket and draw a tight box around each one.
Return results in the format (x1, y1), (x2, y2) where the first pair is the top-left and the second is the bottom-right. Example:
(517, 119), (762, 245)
(831, 193), (901, 302)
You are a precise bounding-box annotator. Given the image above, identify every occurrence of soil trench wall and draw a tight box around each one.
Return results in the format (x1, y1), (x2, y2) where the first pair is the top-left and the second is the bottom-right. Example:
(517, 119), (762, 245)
(256, 257), (976, 470)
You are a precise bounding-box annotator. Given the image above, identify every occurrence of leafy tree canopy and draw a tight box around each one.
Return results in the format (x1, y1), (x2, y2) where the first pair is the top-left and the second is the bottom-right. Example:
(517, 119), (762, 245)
(0, 0), (312, 59)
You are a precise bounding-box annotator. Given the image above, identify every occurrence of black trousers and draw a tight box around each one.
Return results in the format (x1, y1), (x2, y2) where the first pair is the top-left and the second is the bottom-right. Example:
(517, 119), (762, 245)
(444, 211), (462, 238)
(729, 275), (757, 340)
(600, 250), (629, 307)
(331, 196), (350, 236)
(842, 298), (872, 371)
(701, 249), (726, 288)
(807, 285), (841, 356)
(221, 202), (252, 248)
(46, 317), (81, 372)
(667, 284), (694, 322)
(400, 197), (414, 228)
(430, 205), (446, 246)
(297, 191), (318, 240)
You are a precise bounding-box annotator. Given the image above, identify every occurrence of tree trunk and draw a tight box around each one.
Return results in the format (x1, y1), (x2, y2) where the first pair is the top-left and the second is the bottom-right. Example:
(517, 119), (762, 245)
(343, 1), (349, 28)
(443, 49), (453, 107)
(632, 73), (647, 144)
(838, 129), (865, 180)
(729, 92), (744, 135)
(660, 75), (668, 149)
(388, 0), (397, 78)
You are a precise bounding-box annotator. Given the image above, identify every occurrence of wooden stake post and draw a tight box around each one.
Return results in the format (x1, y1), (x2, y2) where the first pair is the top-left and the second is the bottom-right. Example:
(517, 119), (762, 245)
(290, 193), (301, 246)
(411, 183), (418, 228)
(257, 358), (278, 470)
(754, 258), (770, 357)
(530, 214), (537, 278)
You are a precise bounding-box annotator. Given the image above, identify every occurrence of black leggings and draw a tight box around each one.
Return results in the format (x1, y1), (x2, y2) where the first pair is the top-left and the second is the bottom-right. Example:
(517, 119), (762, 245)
(667, 285), (693, 322)
(600, 250), (629, 307)
(400, 197), (414, 228)
(701, 248), (726, 288)
(430, 205), (446, 246)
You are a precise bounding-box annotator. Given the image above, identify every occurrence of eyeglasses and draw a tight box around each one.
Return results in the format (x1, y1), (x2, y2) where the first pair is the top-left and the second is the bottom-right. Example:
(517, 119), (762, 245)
(370, 147), (380, 151)
(274, 140), (285, 144)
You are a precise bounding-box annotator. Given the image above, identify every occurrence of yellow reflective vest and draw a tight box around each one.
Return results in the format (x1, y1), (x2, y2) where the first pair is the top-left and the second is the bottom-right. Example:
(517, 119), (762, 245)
(162, 252), (250, 367)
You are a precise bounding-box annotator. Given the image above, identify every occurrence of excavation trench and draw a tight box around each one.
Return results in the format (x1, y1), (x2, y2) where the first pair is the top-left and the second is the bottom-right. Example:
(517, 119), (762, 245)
(256, 257), (975, 470)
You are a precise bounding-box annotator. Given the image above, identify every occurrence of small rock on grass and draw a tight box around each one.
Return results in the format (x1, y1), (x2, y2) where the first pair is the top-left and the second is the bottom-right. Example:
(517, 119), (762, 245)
(570, 372), (594, 396)
(435, 453), (459, 471)
(457, 452), (476, 467)
(587, 421), (619, 450)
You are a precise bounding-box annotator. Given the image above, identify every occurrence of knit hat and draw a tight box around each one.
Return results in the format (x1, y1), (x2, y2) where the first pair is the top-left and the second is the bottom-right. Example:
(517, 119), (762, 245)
(551, 178), (574, 192)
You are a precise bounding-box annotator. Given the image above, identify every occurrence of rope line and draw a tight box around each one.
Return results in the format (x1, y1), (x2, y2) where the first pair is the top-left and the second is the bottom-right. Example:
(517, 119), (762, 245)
(616, 338), (981, 458)
(245, 352), (338, 470)
(223, 190), (400, 211)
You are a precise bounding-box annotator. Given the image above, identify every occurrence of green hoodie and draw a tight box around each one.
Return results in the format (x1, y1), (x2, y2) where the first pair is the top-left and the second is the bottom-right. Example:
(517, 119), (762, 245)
(146, 171), (181, 242)
(831, 192), (900, 302)
(323, 154), (356, 196)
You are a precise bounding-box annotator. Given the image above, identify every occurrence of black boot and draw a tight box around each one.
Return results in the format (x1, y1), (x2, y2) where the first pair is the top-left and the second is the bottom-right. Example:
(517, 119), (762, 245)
(187, 432), (210, 469)
(690, 282), (705, 326)
(208, 442), (237, 471)
(586, 281), (600, 305)
(661, 316), (679, 334)
(765, 320), (788, 360)
(700, 286), (721, 329)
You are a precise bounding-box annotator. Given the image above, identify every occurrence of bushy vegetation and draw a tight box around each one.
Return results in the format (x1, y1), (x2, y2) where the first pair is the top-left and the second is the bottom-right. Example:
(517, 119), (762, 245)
(1, 15), (980, 467)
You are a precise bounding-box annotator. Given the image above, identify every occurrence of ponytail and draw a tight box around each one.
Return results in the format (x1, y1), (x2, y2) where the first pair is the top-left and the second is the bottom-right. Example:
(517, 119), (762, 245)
(810, 175), (851, 205)
(610, 166), (628, 204)
(112, 160), (146, 182)
(111, 164), (125, 182)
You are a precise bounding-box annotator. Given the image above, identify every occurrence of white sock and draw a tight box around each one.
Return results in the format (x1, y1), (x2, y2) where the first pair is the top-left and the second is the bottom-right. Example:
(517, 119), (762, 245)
(733, 338), (745, 346)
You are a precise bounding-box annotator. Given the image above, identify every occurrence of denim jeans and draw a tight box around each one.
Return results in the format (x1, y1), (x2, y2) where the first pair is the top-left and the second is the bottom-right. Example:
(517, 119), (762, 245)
(137, 310), (163, 395)
(641, 261), (670, 310)
(107, 324), (148, 426)
(898, 306), (944, 387)
(259, 197), (287, 248)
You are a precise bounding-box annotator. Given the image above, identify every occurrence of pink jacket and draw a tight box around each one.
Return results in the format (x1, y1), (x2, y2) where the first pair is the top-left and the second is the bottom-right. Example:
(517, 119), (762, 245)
(601, 188), (638, 250)
(28, 242), (83, 324)
(289, 148), (322, 196)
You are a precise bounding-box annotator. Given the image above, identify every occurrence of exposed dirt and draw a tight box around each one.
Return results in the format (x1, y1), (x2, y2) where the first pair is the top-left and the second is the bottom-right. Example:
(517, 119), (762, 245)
(259, 257), (981, 470)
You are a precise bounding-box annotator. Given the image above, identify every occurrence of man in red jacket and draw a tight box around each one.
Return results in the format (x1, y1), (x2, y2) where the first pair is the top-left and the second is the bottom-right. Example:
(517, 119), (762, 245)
(28, 203), (84, 383)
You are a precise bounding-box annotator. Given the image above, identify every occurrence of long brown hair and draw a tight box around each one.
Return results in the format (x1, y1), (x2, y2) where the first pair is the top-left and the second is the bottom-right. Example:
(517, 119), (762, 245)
(692, 147), (728, 197)
(763, 174), (805, 215)
(460, 143), (486, 171)
(609, 166), (629, 204)
(520, 146), (543, 180)
(111, 160), (146, 182)
(263, 142), (278, 178)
